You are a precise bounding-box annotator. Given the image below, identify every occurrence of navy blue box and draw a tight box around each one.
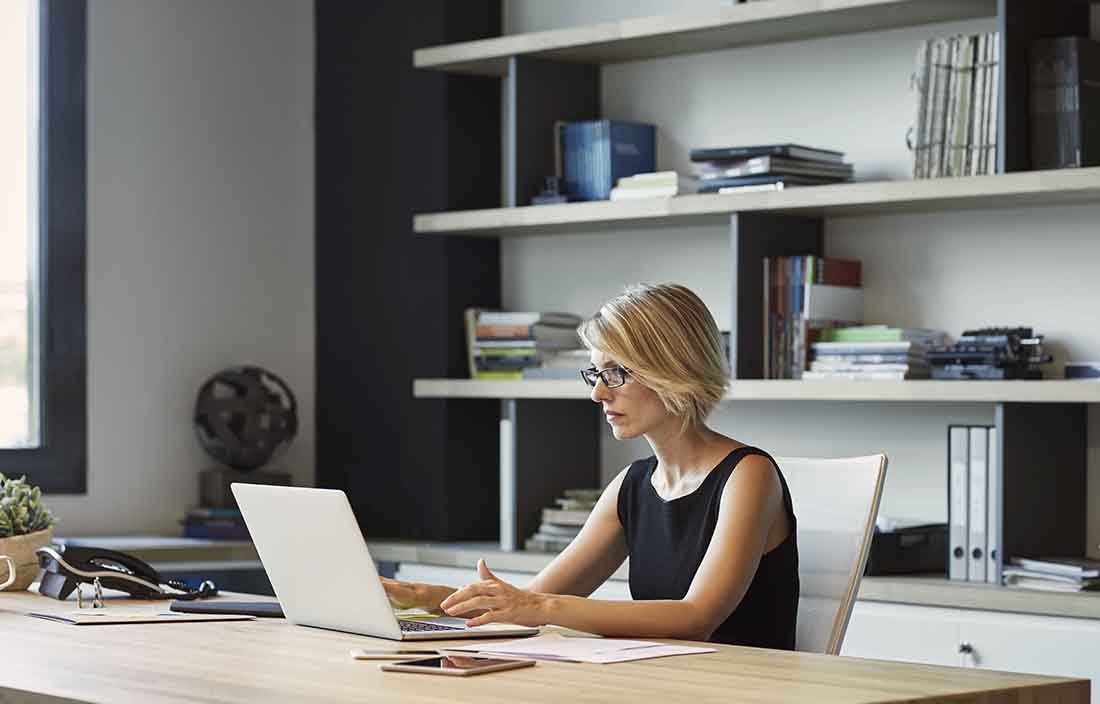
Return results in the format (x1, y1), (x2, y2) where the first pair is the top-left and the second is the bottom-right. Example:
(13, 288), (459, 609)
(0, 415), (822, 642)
(560, 120), (656, 201)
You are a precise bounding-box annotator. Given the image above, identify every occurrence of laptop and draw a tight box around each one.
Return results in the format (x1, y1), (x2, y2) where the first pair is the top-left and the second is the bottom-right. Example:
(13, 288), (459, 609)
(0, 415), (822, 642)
(231, 483), (539, 641)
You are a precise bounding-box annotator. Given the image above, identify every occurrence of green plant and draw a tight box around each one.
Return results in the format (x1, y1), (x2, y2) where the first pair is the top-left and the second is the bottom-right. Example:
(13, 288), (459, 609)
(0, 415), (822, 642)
(0, 474), (56, 538)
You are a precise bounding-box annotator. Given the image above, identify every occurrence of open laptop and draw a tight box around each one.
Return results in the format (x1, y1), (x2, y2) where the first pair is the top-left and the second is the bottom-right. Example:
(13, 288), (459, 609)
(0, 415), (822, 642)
(231, 483), (538, 641)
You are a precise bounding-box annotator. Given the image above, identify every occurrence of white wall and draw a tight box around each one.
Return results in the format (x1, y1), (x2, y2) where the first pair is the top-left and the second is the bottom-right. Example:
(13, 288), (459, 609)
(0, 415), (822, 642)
(47, 0), (314, 536)
(502, 1), (1100, 555)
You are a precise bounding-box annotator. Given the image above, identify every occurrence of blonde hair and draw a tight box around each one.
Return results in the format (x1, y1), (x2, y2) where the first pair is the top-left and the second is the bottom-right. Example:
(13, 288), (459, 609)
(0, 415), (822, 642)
(578, 283), (728, 430)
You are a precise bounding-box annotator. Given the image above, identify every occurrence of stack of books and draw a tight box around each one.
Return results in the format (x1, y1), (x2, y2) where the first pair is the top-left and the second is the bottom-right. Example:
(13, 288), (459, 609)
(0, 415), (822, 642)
(524, 488), (601, 553)
(1003, 557), (1100, 593)
(763, 255), (863, 379)
(464, 310), (584, 380)
(179, 506), (250, 540)
(691, 144), (853, 194)
(806, 326), (947, 381)
(609, 171), (692, 200)
(911, 32), (1000, 178)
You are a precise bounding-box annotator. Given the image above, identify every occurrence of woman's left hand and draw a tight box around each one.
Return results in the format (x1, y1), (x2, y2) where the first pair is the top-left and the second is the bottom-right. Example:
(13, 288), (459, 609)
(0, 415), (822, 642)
(440, 559), (549, 628)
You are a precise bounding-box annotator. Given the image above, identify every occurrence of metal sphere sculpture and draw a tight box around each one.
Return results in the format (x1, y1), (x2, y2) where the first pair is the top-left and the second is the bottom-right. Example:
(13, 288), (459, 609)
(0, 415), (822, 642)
(193, 366), (298, 472)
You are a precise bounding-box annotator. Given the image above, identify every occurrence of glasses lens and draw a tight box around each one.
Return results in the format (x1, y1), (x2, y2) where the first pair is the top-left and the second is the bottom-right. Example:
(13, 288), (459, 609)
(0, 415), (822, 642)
(580, 368), (598, 387)
(605, 367), (625, 387)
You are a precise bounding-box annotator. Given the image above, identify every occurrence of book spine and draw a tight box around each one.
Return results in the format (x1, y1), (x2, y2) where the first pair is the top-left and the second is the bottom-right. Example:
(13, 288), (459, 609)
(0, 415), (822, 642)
(988, 32), (1000, 174)
(816, 258), (862, 287)
(914, 39), (932, 179)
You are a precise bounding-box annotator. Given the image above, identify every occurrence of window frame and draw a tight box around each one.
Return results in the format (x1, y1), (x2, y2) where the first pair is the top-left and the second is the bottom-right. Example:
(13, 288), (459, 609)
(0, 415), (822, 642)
(0, 0), (87, 493)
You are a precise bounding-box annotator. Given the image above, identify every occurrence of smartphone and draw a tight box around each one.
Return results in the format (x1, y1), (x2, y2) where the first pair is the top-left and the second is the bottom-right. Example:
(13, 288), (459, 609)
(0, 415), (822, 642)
(380, 655), (535, 676)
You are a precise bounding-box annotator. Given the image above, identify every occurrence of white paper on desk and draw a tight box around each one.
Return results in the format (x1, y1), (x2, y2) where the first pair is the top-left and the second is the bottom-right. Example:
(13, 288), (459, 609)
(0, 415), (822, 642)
(443, 632), (715, 664)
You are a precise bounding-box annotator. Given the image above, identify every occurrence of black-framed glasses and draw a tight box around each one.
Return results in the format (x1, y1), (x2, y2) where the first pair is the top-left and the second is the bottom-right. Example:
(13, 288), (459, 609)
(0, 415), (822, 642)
(580, 365), (630, 389)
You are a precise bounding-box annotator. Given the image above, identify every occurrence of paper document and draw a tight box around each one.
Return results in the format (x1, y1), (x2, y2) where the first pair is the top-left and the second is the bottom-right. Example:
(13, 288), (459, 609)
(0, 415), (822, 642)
(442, 632), (714, 664)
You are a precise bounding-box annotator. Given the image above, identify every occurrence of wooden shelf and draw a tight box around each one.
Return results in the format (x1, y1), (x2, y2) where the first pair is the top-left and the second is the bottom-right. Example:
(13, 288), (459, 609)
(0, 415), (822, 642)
(414, 0), (995, 76)
(413, 168), (1100, 237)
(413, 378), (1100, 403)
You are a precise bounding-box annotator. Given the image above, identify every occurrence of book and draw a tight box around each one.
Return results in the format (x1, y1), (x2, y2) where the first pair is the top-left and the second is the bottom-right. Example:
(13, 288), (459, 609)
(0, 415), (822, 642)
(818, 326), (945, 345)
(1009, 557), (1100, 579)
(694, 155), (852, 181)
(1002, 569), (1100, 592)
(812, 341), (927, 355)
(697, 174), (839, 193)
(801, 369), (928, 381)
(541, 508), (590, 526)
(689, 144), (844, 164)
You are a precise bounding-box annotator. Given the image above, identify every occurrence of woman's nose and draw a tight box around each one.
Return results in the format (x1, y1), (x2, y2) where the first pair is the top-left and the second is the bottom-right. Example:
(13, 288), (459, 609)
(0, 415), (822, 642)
(590, 378), (611, 403)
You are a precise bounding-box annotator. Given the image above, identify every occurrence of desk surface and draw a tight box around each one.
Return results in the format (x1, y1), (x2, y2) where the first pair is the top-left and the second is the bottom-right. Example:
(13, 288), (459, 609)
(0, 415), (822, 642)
(0, 591), (1088, 704)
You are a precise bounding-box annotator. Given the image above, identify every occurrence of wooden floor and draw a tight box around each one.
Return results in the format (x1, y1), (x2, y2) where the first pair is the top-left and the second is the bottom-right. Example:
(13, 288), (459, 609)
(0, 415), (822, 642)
(0, 591), (1087, 703)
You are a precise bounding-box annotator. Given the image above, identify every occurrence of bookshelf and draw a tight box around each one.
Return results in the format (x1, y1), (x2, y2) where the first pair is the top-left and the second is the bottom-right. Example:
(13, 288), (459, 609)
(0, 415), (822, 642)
(414, 0), (995, 76)
(409, 0), (1095, 567)
(414, 167), (1100, 237)
(413, 379), (1100, 404)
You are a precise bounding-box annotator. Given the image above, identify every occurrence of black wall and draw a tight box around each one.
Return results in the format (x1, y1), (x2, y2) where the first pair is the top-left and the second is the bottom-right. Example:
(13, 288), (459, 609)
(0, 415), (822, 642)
(316, 1), (502, 540)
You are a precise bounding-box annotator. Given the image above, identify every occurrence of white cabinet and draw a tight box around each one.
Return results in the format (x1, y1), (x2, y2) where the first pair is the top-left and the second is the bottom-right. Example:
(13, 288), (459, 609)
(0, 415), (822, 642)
(841, 601), (963, 667)
(393, 563), (632, 601)
(843, 601), (1100, 703)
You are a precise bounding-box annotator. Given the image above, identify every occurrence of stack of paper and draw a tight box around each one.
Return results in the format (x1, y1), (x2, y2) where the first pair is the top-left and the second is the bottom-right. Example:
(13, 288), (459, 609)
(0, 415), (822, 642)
(442, 632), (714, 664)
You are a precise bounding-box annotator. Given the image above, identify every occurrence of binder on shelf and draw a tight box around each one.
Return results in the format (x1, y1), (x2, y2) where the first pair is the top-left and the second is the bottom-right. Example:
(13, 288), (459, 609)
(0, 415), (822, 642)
(967, 426), (988, 583)
(986, 426), (1001, 584)
(948, 426), (969, 581)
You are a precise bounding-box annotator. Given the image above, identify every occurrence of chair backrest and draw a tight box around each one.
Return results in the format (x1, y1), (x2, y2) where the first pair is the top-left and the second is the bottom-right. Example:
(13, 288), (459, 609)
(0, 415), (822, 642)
(776, 454), (887, 655)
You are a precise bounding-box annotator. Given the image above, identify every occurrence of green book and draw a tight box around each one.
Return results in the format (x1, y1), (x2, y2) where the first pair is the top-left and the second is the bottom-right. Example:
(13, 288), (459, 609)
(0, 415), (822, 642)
(820, 326), (943, 343)
(473, 370), (524, 381)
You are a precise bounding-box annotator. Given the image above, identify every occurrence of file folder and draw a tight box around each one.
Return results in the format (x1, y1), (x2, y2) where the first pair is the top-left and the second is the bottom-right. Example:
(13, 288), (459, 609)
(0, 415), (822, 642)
(986, 426), (1001, 584)
(968, 427), (988, 582)
(948, 426), (969, 581)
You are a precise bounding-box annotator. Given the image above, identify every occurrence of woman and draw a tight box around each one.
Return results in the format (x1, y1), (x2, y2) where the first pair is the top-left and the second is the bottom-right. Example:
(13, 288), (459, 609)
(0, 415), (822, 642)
(383, 283), (799, 647)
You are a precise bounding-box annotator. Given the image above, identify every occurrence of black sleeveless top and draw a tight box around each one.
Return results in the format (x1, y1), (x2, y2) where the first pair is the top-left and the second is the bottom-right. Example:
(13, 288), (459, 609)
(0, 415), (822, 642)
(616, 446), (799, 649)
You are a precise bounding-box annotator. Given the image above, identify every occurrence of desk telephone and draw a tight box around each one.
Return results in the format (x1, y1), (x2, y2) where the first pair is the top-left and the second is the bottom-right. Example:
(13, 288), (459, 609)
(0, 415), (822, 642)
(35, 545), (217, 601)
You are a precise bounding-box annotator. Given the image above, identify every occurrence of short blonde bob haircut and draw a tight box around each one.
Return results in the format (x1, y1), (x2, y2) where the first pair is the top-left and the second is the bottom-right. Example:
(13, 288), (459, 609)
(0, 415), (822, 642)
(578, 283), (728, 430)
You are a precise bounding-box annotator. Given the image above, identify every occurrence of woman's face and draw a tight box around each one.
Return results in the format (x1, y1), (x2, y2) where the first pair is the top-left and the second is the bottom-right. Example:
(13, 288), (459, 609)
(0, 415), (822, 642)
(588, 349), (673, 440)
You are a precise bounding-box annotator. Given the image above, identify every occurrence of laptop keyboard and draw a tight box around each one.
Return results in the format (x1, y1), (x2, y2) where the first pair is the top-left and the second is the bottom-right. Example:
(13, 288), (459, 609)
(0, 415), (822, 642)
(399, 619), (465, 633)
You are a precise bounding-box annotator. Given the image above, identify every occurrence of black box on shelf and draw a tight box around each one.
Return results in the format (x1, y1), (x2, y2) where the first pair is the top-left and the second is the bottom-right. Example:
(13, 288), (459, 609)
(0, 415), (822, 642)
(864, 523), (948, 576)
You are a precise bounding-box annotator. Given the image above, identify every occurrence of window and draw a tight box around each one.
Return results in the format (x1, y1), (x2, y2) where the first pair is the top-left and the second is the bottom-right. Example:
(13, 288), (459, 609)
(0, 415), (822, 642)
(0, 0), (87, 493)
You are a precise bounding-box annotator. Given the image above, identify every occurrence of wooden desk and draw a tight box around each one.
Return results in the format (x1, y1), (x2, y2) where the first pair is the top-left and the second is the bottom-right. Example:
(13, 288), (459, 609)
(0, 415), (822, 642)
(0, 591), (1087, 704)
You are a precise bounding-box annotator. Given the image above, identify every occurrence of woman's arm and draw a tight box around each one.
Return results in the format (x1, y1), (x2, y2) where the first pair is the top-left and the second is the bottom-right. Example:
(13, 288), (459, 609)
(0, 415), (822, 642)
(441, 455), (784, 641)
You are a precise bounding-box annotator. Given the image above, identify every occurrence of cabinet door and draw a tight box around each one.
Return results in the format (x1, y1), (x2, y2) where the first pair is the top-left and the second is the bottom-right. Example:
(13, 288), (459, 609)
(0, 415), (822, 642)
(841, 601), (962, 667)
(958, 612), (1100, 703)
(393, 563), (631, 600)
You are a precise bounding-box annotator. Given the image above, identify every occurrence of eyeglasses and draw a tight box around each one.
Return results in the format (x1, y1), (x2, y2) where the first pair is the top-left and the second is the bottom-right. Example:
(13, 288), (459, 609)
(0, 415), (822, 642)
(580, 365), (630, 389)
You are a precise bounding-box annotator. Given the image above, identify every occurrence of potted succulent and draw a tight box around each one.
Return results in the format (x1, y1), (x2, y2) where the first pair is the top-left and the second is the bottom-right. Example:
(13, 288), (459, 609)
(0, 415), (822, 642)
(0, 474), (56, 591)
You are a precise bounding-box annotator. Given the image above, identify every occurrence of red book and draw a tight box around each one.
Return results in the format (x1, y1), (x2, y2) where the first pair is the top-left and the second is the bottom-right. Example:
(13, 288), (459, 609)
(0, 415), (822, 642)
(816, 258), (861, 287)
(476, 324), (532, 339)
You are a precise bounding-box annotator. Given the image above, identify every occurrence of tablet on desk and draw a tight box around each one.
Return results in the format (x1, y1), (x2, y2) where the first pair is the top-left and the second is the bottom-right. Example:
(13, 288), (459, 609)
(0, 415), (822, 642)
(169, 600), (284, 618)
(380, 655), (535, 676)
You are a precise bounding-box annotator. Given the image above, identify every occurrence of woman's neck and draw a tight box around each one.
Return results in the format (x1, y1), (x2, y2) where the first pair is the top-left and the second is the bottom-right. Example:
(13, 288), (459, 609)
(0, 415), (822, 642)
(644, 421), (737, 487)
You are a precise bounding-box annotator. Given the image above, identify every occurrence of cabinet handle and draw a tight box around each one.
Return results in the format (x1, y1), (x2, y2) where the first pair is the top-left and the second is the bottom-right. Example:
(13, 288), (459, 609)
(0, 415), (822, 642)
(958, 642), (973, 654)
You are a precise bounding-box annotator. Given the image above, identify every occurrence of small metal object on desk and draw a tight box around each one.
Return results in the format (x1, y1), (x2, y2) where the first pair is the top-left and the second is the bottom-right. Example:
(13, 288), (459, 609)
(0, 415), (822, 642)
(76, 585), (84, 609)
(92, 577), (104, 608)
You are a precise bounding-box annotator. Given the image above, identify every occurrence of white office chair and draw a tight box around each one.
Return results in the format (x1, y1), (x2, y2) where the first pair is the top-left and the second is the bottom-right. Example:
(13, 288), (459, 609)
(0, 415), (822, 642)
(776, 454), (887, 655)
